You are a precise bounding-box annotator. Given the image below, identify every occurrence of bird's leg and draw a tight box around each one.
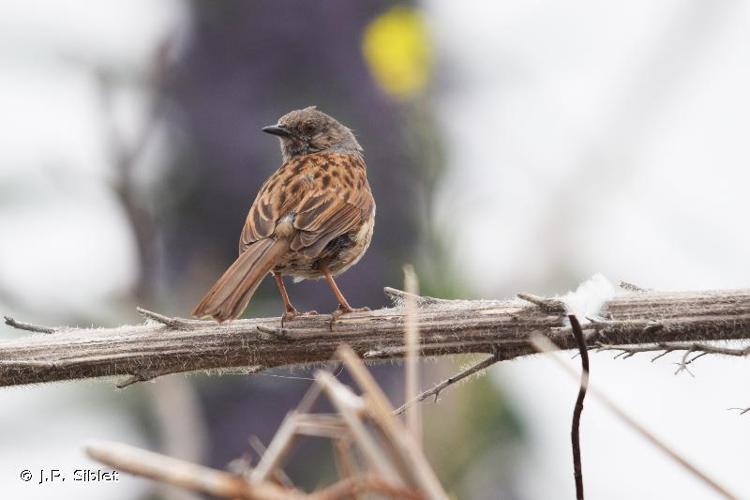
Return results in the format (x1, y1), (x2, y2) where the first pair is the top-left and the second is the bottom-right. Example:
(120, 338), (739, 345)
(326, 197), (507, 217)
(321, 265), (369, 329)
(273, 272), (316, 326)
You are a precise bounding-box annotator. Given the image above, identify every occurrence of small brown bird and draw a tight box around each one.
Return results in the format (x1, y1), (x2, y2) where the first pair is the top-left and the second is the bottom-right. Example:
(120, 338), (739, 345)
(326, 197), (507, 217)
(192, 106), (375, 324)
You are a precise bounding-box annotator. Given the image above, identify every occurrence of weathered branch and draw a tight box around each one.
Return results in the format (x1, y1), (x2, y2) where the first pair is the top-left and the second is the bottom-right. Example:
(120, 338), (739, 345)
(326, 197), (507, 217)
(86, 440), (297, 500)
(1, 287), (749, 388)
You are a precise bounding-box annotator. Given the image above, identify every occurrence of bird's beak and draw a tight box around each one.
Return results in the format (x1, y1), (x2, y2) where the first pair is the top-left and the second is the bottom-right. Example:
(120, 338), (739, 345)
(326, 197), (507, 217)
(262, 125), (293, 138)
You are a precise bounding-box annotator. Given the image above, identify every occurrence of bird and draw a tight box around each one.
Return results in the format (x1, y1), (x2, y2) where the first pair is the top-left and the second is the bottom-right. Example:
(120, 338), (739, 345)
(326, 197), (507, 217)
(192, 106), (375, 325)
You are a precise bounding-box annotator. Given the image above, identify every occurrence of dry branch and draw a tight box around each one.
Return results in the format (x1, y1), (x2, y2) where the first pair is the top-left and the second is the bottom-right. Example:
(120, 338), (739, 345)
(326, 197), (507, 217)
(598, 341), (750, 360)
(2, 315), (55, 334)
(597, 341), (750, 377)
(394, 352), (502, 416)
(335, 346), (448, 499)
(86, 440), (419, 500)
(239, 345), (441, 499)
(85, 346), (441, 498)
(2, 287), (750, 388)
(86, 440), (298, 500)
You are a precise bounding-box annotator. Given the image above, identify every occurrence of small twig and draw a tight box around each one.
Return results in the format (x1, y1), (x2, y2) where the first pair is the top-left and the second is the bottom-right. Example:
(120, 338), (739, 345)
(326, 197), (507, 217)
(116, 367), (175, 389)
(296, 380), (325, 414)
(116, 374), (151, 389)
(3, 315), (56, 334)
(332, 437), (363, 500)
(569, 315), (588, 500)
(674, 348), (698, 377)
(250, 413), (303, 484)
(728, 407), (750, 415)
(650, 349), (674, 361)
(136, 307), (193, 329)
(316, 371), (403, 485)
(293, 414), (349, 439)
(336, 346), (449, 499)
(394, 352), (501, 416)
(86, 440), (298, 500)
(383, 287), (452, 307)
(598, 342), (750, 368)
(516, 293), (567, 313)
(248, 436), (294, 488)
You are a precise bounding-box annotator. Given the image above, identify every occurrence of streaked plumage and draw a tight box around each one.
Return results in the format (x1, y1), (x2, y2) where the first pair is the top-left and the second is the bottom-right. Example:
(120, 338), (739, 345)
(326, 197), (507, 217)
(193, 107), (375, 323)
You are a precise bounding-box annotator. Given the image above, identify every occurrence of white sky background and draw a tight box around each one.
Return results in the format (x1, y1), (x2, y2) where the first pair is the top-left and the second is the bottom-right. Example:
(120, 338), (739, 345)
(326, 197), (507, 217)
(0, 0), (183, 317)
(0, 2), (186, 499)
(428, 1), (750, 498)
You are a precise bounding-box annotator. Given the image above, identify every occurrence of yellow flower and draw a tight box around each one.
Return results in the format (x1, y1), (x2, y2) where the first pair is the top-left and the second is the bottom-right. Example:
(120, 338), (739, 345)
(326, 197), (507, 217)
(362, 6), (432, 99)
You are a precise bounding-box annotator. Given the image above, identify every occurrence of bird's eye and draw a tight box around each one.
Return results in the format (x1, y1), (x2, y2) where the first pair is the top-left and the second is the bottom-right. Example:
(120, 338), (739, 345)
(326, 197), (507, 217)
(303, 123), (315, 135)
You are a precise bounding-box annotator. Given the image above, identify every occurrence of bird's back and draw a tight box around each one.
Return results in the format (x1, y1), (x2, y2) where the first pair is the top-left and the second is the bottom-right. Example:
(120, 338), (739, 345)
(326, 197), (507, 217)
(240, 151), (374, 279)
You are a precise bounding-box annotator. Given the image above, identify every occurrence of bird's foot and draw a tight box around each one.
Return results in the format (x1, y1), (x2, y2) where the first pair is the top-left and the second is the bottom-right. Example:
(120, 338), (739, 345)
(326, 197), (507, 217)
(281, 309), (319, 327)
(329, 305), (370, 330)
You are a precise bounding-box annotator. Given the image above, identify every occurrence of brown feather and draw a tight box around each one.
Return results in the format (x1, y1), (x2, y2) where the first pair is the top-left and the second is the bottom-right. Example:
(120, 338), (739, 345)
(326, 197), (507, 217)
(192, 238), (290, 322)
(240, 153), (373, 253)
(193, 107), (375, 321)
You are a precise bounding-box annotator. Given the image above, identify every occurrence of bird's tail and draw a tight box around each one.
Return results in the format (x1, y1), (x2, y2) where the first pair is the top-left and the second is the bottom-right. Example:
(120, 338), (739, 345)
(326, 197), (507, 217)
(192, 239), (289, 322)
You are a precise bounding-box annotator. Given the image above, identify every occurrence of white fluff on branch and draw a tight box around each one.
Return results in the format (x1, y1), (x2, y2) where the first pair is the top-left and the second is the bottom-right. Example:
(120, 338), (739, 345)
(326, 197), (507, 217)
(561, 274), (620, 323)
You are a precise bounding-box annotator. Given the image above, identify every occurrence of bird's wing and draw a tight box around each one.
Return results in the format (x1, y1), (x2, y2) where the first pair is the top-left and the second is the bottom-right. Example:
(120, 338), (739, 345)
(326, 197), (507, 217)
(240, 153), (373, 256)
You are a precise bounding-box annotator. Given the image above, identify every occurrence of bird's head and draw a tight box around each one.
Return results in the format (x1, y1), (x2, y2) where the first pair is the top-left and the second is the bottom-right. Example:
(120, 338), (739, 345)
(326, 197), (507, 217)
(262, 106), (362, 161)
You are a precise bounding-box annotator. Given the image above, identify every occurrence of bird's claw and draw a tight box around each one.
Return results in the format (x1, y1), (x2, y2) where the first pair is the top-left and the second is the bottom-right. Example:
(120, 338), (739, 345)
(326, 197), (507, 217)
(281, 309), (319, 327)
(328, 305), (370, 330)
